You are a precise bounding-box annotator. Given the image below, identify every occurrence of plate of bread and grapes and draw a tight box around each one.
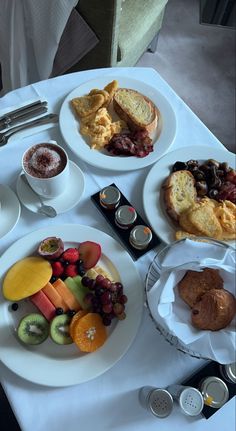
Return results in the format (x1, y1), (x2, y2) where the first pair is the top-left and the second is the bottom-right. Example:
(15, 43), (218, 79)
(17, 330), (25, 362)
(143, 146), (236, 247)
(0, 224), (143, 387)
(59, 76), (176, 171)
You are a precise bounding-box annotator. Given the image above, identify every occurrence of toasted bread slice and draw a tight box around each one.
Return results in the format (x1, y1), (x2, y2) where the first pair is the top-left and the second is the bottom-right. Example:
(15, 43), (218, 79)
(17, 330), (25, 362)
(163, 170), (197, 222)
(113, 88), (158, 133)
(188, 201), (223, 238)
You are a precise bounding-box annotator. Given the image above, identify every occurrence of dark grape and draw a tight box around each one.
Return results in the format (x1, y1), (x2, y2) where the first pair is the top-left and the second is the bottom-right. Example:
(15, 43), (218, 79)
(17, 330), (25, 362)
(119, 294), (128, 304)
(102, 316), (112, 326)
(113, 303), (125, 316)
(100, 278), (112, 289)
(84, 293), (94, 306)
(102, 303), (113, 314)
(81, 276), (91, 287)
(96, 274), (104, 284)
(101, 291), (111, 305)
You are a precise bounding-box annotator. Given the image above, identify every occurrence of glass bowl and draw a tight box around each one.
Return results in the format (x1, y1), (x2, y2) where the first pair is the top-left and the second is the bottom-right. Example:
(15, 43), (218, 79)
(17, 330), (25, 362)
(145, 237), (233, 359)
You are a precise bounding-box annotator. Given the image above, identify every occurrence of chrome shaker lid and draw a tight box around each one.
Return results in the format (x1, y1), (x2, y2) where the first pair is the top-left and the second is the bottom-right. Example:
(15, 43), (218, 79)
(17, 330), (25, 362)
(179, 387), (204, 416)
(200, 376), (229, 408)
(148, 389), (174, 418)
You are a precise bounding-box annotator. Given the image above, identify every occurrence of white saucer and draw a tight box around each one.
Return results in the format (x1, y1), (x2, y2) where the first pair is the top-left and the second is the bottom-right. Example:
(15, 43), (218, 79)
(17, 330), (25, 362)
(0, 184), (21, 239)
(16, 160), (85, 215)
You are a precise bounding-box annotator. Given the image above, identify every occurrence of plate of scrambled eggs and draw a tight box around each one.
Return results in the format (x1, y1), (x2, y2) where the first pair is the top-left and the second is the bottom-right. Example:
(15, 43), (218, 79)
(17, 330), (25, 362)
(59, 75), (176, 171)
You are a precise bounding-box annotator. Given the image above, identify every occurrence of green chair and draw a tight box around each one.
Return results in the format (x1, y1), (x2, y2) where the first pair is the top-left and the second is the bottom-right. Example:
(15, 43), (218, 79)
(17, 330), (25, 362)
(67, 0), (168, 73)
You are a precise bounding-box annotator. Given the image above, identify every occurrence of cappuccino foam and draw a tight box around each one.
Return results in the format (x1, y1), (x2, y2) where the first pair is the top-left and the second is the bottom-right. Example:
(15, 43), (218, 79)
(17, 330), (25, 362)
(24, 143), (67, 178)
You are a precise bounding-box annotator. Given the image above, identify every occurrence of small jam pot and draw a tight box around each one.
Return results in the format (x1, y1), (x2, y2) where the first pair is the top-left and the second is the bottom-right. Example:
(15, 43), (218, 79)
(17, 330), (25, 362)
(115, 205), (137, 229)
(129, 225), (152, 250)
(219, 363), (236, 384)
(199, 376), (229, 408)
(99, 186), (121, 210)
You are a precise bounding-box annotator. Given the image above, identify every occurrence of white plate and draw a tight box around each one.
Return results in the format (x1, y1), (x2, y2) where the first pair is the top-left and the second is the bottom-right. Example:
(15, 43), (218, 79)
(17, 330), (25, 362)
(16, 160), (84, 215)
(0, 184), (21, 239)
(143, 146), (236, 246)
(59, 76), (177, 171)
(0, 224), (143, 387)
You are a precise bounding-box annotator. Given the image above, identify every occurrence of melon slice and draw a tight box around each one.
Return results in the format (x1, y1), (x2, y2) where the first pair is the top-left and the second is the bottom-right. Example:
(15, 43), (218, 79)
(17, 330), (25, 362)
(42, 282), (69, 312)
(30, 290), (56, 321)
(3, 257), (52, 301)
(52, 278), (81, 311)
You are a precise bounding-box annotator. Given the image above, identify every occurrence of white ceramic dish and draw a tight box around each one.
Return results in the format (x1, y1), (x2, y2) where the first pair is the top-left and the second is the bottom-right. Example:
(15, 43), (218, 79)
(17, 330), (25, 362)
(143, 146), (236, 247)
(59, 76), (177, 171)
(16, 160), (84, 215)
(0, 224), (143, 387)
(0, 184), (21, 239)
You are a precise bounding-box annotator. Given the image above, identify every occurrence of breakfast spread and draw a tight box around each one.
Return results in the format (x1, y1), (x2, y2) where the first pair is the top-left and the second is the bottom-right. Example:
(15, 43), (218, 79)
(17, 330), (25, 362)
(162, 158), (236, 241)
(70, 80), (159, 157)
(3, 237), (128, 353)
(178, 268), (236, 331)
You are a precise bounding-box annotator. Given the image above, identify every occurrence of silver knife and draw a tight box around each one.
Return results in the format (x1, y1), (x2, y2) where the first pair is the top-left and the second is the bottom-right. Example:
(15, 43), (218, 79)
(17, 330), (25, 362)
(0, 104), (48, 131)
(0, 100), (48, 128)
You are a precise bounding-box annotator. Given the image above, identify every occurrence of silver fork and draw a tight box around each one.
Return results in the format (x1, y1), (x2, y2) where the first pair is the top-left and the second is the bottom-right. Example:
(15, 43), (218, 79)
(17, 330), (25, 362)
(0, 113), (59, 147)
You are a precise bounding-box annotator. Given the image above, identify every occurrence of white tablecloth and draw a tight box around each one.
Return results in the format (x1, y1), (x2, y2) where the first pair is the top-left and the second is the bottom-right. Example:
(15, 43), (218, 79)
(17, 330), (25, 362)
(0, 67), (234, 431)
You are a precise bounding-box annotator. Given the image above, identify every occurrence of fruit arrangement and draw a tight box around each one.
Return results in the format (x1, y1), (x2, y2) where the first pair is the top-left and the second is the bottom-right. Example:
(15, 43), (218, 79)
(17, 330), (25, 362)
(3, 237), (128, 353)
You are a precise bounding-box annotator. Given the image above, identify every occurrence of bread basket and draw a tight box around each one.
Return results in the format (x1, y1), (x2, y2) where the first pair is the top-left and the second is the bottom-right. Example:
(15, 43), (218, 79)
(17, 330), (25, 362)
(145, 237), (234, 360)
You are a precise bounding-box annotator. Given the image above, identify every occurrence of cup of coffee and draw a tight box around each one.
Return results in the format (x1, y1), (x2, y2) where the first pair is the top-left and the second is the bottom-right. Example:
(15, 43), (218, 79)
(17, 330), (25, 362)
(22, 141), (69, 198)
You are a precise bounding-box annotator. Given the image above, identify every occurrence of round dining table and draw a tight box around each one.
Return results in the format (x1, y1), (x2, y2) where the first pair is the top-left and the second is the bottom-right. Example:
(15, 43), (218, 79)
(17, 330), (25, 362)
(0, 67), (235, 431)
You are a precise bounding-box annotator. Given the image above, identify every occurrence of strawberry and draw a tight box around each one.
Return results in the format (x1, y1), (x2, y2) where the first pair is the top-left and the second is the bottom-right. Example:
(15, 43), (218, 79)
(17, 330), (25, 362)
(63, 264), (78, 278)
(61, 248), (80, 263)
(51, 261), (64, 277)
(78, 241), (101, 270)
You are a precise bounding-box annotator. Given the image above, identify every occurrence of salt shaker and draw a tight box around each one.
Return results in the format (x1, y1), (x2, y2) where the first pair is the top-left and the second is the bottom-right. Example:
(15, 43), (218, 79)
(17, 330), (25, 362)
(139, 386), (174, 418)
(167, 384), (204, 416)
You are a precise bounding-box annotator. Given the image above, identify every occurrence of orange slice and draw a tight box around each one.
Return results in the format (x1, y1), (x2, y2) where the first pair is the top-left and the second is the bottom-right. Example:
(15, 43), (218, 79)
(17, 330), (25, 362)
(73, 313), (107, 352)
(69, 310), (88, 338)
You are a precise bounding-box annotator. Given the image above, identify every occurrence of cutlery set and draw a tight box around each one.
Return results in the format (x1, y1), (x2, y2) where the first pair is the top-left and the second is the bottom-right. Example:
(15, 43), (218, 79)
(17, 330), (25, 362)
(0, 100), (58, 146)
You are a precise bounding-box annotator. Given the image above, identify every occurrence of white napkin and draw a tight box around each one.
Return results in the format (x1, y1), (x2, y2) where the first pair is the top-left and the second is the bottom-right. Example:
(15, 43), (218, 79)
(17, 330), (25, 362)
(147, 239), (236, 363)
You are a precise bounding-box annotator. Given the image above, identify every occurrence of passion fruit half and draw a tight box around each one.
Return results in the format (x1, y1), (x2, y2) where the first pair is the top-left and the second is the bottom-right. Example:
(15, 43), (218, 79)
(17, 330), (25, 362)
(38, 236), (64, 260)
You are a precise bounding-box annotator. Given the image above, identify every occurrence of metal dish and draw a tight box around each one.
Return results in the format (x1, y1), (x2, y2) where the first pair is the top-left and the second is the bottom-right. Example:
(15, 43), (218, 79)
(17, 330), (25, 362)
(145, 237), (232, 359)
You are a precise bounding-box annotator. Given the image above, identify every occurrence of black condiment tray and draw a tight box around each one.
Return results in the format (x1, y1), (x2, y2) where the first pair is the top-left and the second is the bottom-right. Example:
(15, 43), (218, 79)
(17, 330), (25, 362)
(181, 361), (235, 419)
(91, 183), (161, 260)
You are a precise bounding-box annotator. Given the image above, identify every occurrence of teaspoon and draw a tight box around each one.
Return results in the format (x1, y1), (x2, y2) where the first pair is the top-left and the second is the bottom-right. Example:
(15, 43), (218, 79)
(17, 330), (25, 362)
(20, 174), (57, 218)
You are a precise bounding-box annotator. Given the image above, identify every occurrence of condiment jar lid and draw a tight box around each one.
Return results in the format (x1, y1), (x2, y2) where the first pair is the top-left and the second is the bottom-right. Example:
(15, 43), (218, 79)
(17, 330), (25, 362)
(129, 225), (152, 249)
(99, 186), (121, 208)
(148, 389), (174, 418)
(115, 205), (137, 227)
(200, 376), (229, 408)
(223, 363), (236, 384)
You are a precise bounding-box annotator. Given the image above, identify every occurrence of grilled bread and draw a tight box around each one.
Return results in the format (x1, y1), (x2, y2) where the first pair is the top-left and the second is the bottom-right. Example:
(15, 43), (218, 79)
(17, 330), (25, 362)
(191, 288), (236, 331)
(178, 268), (223, 308)
(113, 88), (158, 133)
(163, 170), (197, 222)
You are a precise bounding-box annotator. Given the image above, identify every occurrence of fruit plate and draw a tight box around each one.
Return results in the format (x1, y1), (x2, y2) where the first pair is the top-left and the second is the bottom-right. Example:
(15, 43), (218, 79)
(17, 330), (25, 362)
(59, 76), (177, 171)
(0, 224), (143, 387)
(143, 146), (236, 247)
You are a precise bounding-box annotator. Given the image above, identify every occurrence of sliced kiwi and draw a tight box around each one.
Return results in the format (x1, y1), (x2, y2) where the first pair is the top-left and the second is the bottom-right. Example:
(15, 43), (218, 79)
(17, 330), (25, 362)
(50, 314), (73, 345)
(17, 313), (49, 345)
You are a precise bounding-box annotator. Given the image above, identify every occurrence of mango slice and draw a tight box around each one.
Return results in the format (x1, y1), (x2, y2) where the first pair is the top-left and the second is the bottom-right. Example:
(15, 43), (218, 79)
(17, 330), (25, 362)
(3, 256), (52, 301)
